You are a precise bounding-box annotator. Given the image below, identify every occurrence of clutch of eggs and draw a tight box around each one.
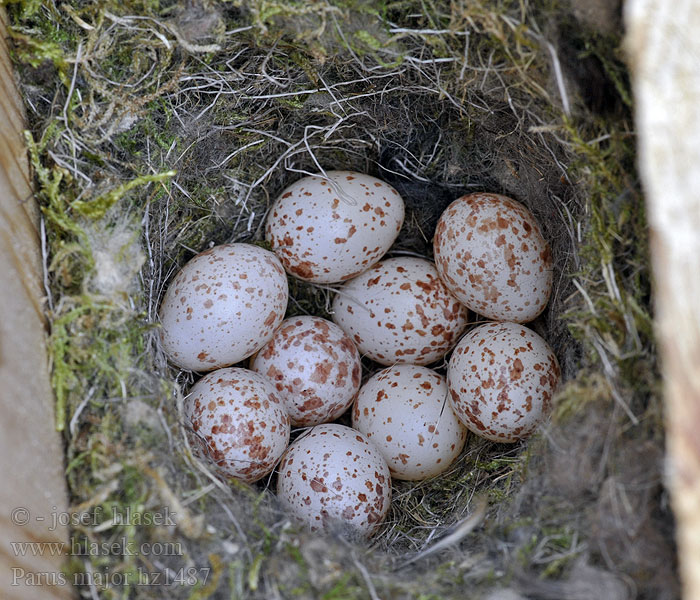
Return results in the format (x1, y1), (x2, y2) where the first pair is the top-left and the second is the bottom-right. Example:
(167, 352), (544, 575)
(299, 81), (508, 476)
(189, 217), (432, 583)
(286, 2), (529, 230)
(434, 193), (552, 323)
(159, 243), (288, 371)
(447, 322), (560, 443)
(158, 174), (562, 540)
(265, 171), (405, 283)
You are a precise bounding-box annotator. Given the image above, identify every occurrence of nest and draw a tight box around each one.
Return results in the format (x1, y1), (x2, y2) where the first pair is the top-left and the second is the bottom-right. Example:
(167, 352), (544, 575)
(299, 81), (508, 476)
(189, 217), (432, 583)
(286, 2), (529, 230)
(9, 0), (677, 598)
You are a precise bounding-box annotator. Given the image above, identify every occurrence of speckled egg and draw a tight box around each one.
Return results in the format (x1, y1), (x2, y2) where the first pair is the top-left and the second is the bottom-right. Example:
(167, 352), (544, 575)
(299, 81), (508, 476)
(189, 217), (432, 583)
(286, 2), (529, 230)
(265, 171), (405, 283)
(447, 322), (560, 443)
(433, 193), (553, 323)
(332, 257), (469, 366)
(352, 365), (468, 480)
(185, 367), (291, 482)
(251, 316), (362, 427)
(276, 424), (391, 536)
(159, 243), (288, 371)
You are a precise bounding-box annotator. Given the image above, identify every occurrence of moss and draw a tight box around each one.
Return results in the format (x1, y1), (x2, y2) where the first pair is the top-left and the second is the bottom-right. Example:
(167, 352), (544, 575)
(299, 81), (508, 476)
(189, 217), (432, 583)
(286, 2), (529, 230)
(72, 171), (177, 219)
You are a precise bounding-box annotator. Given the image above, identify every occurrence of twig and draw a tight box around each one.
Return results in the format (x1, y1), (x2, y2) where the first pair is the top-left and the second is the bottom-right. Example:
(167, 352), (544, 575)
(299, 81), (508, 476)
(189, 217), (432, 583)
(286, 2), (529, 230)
(394, 496), (488, 569)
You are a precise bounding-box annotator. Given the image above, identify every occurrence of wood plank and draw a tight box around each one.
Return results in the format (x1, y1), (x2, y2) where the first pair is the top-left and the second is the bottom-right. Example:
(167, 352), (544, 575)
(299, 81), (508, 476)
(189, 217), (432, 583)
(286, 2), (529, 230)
(626, 1), (700, 598)
(0, 7), (74, 599)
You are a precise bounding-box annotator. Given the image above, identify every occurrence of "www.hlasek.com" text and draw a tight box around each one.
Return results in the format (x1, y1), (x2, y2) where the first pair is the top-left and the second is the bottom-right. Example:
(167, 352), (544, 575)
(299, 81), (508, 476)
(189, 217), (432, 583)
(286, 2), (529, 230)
(11, 538), (182, 557)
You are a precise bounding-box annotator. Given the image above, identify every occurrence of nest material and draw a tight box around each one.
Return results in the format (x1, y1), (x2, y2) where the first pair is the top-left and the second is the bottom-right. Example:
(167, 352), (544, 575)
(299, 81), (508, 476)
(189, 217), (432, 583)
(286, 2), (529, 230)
(8, 0), (676, 598)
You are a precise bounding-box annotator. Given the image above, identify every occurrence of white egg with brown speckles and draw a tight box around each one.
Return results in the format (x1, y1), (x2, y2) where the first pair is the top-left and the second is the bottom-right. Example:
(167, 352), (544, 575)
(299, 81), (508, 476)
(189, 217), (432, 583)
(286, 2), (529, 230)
(159, 243), (288, 371)
(352, 365), (467, 480)
(332, 257), (469, 365)
(447, 322), (560, 443)
(251, 316), (362, 427)
(265, 171), (405, 283)
(276, 424), (391, 536)
(185, 368), (291, 482)
(434, 193), (552, 323)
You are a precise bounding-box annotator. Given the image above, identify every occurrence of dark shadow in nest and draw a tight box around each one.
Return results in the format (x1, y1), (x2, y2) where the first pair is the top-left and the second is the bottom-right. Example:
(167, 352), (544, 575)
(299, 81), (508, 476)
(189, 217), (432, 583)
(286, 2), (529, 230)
(556, 16), (629, 118)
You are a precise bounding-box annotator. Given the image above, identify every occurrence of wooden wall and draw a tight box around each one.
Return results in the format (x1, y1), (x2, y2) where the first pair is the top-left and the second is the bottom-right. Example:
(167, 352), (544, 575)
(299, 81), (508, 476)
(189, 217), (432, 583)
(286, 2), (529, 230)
(0, 8), (73, 599)
(626, 1), (700, 598)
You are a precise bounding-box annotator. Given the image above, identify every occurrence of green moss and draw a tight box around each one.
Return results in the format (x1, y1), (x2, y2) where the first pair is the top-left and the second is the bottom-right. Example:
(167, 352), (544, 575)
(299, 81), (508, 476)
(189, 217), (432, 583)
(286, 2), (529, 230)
(73, 172), (177, 219)
(564, 115), (653, 372)
(320, 573), (355, 600)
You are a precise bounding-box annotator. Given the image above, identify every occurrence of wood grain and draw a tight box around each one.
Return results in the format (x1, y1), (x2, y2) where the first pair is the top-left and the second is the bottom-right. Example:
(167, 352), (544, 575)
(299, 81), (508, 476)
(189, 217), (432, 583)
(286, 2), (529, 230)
(0, 8), (74, 599)
(626, 1), (700, 598)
